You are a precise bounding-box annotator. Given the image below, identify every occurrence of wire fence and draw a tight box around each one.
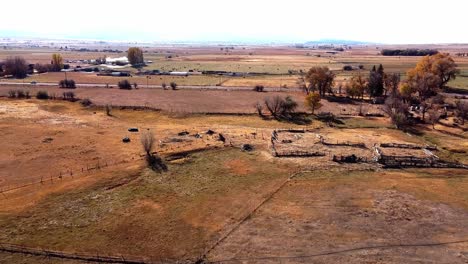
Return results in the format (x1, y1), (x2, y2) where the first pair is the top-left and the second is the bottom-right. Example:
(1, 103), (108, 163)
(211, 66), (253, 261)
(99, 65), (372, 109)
(0, 242), (150, 264)
(0, 155), (145, 194)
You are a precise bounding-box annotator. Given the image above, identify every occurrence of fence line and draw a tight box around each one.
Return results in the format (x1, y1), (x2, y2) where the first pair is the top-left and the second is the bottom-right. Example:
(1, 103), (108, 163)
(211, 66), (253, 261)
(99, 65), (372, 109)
(0, 242), (151, 264)
(0, 156), (145, 194)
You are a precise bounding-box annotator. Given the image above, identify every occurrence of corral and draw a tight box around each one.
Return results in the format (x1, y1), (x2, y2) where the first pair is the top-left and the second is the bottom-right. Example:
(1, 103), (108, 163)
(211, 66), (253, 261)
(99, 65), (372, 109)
(270, 129), (468, 169)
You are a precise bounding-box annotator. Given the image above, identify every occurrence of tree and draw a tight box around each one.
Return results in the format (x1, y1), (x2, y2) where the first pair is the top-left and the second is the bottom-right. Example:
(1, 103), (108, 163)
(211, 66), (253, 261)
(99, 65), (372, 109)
(407, 53), (459, 92)
(383, 96), (410, 129)
(4, 56), (28, 78)
(304, 92), (322, 114)
(51, 54), (63, 72)
(253, 85), (264, 92)
(368, 64), (384, 97)
(264, 96), (297, 118)
(349, 72), (368, 99)
(59, 79), (76, 88)
(281, 96), (298, 116)
(304, 66), (335, 96)
(409, 71), (440, 101)
(105, 104), (112, 116)
(398, 82), (414, 103)
(118, 80), (132, 89)
(140, 130), (167, 172)
(430, 53), (459, 88)
(254, 102), (263, 117)
(264, 96), (283, 117)
(454, 100), (468, 125)
(427, 107), (441, 129)
(36, 91), (49, 100)
(127, 47), (144, 66)
(141, 130), (154, 156)
(384, 72), (401, 97)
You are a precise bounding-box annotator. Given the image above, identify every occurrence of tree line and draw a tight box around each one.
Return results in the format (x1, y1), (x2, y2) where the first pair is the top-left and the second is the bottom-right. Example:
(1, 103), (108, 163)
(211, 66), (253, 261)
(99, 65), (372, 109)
(381, 49), (439, 56)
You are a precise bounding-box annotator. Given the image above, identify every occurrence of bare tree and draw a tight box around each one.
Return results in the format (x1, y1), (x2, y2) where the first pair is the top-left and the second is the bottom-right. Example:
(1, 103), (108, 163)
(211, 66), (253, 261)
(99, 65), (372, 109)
(454, 100), (468, 125)
(140, 130), (167, 172)
(4, 56), (28, 78)
(254, 102), (263, 117)
(264, 96), (284, 118)
(105, 104), (112, 116)
(383, 96), (410, 129)
(427, 107), (441, 129)
(384, 72), (400, 97)
(141, 130), (154, 156)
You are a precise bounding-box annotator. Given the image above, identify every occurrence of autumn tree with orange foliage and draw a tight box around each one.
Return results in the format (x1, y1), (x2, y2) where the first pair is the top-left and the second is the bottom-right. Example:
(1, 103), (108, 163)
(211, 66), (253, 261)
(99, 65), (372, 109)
(304, 92), (322, 114)
(407, 53), (459, 100)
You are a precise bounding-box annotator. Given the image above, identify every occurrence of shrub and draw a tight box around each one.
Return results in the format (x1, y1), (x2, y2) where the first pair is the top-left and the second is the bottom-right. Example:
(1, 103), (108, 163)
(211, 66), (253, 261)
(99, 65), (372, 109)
(80, 98), (92, 107)
(162, 82), (167, 89)
(254, 102), (263, 116)
(264, 95), (297, 118)
(253, 85), (265, 92)
(36, 91), (49, 100)
(118, 79), (132, 89)
(16, 90), (26, 98)
(105, 104), (112, 116)
(62, 91), (75, 101)
(343, 65), (353, 71)
(170, 82), (177, 90)
(8, 90), (16, 98)
(59, 79), (76, 89)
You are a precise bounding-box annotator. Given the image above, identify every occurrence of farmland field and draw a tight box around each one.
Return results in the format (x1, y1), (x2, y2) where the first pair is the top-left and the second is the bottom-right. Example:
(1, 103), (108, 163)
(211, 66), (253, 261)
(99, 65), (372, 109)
(1, 43), (468, 264)
(2, 45), (468, 90)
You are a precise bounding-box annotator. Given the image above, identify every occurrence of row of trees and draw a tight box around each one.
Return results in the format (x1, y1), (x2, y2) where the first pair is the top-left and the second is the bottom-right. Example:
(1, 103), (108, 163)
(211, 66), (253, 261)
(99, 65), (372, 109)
(381, 49), (439, 56)
(0, 54), (66, 78)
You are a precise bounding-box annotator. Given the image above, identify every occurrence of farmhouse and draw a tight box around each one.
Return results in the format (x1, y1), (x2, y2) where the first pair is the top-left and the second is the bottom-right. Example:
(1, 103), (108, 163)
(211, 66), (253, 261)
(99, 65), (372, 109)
(105, 56), (129, 65)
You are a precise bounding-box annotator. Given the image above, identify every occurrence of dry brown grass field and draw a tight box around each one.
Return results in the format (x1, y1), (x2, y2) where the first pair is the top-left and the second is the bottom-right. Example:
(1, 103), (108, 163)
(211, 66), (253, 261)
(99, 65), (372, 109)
(0, 44), (468, 263)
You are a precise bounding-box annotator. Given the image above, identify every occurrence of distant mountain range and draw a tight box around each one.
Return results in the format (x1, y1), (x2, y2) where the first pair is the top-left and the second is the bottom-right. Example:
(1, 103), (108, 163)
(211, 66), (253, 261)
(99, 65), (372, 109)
(304, 39), (371, 45)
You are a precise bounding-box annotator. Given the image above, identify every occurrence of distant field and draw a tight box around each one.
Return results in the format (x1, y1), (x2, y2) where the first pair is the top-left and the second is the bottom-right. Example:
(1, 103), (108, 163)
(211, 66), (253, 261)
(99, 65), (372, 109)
(2, 46), (468, 89)
(0, 86), (384, 114)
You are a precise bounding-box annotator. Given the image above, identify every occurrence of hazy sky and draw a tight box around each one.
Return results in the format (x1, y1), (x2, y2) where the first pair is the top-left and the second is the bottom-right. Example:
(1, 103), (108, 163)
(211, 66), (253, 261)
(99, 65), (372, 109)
(1, 0), (467, 44)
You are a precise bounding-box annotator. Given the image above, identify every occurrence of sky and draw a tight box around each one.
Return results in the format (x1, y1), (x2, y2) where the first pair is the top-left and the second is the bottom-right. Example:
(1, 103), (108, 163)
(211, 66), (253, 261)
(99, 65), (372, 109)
(1, 0), (467, 44)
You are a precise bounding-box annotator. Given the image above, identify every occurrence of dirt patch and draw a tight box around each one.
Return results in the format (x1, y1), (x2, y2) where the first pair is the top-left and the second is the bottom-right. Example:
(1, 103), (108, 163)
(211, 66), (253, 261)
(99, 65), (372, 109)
(224, 159), (253, 176)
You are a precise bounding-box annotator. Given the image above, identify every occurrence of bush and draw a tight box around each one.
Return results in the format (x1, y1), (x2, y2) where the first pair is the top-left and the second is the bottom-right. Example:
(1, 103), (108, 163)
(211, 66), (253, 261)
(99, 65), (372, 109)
(8, 90), (16, 98)
(36, 91), (49, 100)
(343, 65), (353, 71)
(264, 95), (297, 118)
(105, 104), (112, 116)
(118, 79), (132, 89)
(62, 91), (75, 101)
(253, 85), (264, 92)
(16, 90), (26, 98)
(170, 82), (177, 90)
(162, 82), (167, 89)
(59, 79), (76, 89)
(80, 98), (93, 107)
